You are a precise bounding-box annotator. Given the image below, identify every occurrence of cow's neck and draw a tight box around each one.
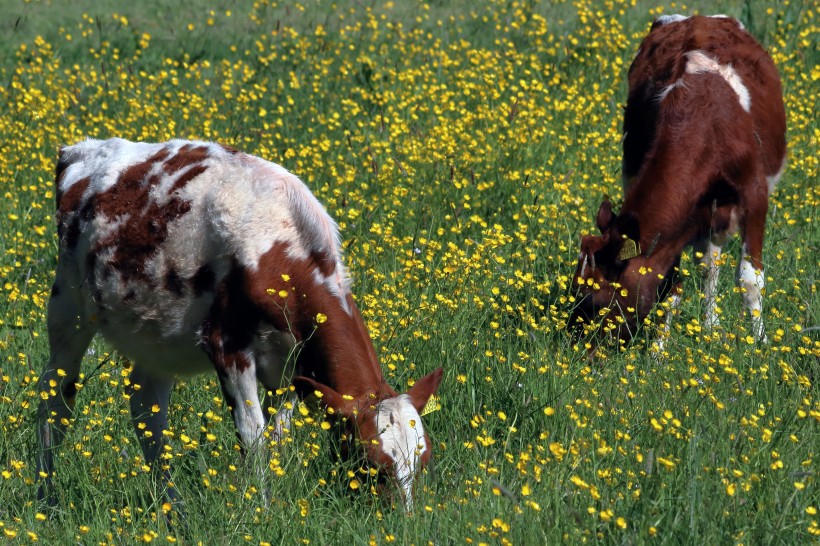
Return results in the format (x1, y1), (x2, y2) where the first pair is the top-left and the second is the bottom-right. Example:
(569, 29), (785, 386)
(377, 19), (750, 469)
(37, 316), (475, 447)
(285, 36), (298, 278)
(298, 295), (394, 401)
(622, 158), (706, 275)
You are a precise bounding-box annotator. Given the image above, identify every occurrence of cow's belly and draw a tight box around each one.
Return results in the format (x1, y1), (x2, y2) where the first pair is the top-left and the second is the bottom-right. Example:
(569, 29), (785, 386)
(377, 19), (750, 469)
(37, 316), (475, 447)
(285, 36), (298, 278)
(90, 284), (217, 377)
(97, 317), (214, 377)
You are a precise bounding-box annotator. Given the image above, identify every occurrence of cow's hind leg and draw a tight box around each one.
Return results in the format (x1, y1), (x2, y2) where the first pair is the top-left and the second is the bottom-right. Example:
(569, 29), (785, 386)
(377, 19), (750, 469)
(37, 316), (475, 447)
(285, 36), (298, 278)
(36, 279), (97, 506)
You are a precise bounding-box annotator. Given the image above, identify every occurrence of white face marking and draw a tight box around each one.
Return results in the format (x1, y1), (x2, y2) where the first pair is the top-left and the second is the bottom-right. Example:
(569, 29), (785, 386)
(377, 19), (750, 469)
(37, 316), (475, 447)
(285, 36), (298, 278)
(684, 50), (751, 112)
(376, 394), (427, 512)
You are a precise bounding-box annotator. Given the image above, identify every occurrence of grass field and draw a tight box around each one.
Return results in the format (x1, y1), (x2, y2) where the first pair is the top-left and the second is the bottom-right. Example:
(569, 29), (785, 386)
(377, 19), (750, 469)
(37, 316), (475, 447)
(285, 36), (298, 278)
(0, 0), (818, 543)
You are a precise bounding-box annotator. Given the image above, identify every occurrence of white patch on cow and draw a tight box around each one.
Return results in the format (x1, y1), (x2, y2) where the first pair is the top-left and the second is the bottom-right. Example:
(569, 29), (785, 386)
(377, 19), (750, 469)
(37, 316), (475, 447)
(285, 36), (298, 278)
(221, 357), (268, 448)
(709, 14), (745, 29)
(766, 155), (787, 195)
(685, 50), (751, 112)
(656, 14), (689, 25)
(201, 153), (352, 310)
(656, 79), (687, 102)
(312, 268), (352, 314)
(376, 394), (427, 512)
(655, 14), (745, 30)
(737, 245), (766, 342)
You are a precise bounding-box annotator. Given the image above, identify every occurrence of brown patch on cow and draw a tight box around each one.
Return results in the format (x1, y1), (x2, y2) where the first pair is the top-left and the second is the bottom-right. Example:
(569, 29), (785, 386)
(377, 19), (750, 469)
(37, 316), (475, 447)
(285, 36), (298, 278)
(104, 195), (191, 282)
(243, 242), (387, 399)
(169, 164), (208, 194)
(200, 260), (263, 373)
(56, 176), (90, 216)
(163, 145), (210, 174)
(88, 145), (206, 284)
(56, 177), (91, 248)
(243, 242), (328, 334)
(310, 249), (337, 278)
(94, 150), (168, 217)
(218, 143), (240, 154)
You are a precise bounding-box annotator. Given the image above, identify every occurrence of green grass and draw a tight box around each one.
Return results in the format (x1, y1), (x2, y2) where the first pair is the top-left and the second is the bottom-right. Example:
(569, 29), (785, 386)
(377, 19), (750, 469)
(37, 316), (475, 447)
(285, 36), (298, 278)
(0, 0), (818, 543)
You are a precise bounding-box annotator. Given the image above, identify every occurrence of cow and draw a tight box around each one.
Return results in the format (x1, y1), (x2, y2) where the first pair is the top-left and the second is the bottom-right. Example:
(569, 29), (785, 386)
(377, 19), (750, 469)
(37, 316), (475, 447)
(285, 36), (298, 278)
(570, 15), (787, 348)
(36, 137), (444, 513)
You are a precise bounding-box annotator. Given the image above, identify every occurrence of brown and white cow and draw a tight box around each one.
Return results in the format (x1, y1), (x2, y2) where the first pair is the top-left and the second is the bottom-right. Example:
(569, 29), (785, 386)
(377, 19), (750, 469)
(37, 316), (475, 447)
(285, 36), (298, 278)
(570, 15), (786, 346)
(36, 137), (443, 512)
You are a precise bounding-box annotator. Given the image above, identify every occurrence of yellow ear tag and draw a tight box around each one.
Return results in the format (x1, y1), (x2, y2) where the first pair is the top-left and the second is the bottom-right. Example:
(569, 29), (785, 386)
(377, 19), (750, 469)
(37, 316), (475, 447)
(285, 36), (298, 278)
(618, 238), (641, 261)
(420, 394), (441, 417)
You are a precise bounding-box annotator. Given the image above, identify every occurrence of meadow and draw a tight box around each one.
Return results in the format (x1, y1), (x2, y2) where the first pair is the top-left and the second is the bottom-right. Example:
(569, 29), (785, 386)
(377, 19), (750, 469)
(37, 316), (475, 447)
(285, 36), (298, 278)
(0, 0), (817, 543)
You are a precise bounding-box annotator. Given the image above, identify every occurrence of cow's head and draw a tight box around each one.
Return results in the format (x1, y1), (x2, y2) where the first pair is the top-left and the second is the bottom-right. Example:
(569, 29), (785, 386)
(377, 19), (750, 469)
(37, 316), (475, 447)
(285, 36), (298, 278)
(569, 200), (668, 344)
(293, 367), (443, 512)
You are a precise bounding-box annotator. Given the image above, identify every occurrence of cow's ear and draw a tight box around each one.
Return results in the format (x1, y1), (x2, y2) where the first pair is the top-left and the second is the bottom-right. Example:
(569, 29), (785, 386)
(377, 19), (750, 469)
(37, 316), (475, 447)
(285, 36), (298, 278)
(407, 367), (444, 414)
(596, 200), (615, 232)
(293, 376), (351, 417)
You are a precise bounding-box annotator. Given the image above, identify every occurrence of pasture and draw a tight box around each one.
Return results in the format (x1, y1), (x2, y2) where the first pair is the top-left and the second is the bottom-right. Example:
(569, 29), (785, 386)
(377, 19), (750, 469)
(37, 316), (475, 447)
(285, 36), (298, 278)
(0, 0), (817, 543)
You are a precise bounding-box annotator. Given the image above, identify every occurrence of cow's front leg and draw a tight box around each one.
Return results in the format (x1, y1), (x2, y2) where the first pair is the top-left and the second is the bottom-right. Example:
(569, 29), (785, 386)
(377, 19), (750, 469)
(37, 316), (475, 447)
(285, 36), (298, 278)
(215, 360), (270, 499)
(739, 192), (769, 343)
(737, 243), (767, 343)
(128, 366), (179, 506)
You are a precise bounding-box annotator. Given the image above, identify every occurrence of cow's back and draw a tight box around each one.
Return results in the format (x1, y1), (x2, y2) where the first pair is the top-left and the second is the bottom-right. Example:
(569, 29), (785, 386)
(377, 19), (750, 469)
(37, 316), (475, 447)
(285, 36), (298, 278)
(624, 15), (786, 185)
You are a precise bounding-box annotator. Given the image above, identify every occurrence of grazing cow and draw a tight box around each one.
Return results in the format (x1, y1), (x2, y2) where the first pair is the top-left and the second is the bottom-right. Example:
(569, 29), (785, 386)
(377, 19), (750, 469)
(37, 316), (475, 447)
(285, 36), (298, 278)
(570, 15), (786, 346)
(36, 138), (443, 512)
